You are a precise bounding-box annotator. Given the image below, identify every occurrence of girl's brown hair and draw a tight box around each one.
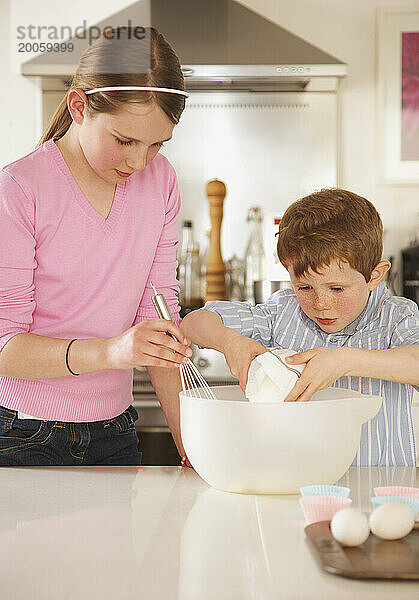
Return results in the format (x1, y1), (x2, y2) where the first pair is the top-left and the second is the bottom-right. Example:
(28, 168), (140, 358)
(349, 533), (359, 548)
(277, 188), (383, 282)
(38, 27), (185, 146)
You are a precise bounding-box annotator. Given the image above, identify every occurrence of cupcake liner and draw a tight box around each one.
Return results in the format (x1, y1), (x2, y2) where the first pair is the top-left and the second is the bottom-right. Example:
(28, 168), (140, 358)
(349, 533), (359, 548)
(374, 486), (419, 499)
(299, 495), (352, 525)
(300, 485), (350, 498)
(371, 496), (419, 519)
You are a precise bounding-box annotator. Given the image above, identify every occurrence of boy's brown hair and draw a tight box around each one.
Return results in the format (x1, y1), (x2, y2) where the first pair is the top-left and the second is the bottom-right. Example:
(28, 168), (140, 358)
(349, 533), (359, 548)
(277, 188), (383, 282)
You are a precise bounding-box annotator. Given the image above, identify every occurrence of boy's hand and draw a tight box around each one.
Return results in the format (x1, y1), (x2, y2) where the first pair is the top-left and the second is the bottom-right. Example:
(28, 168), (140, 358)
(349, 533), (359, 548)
(283, 347), (354, 402)
(221, 332), (268, 392)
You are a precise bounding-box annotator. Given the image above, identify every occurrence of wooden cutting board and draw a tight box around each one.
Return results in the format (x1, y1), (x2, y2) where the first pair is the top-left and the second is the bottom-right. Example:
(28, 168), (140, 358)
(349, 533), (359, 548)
(305, 520), (419, 580)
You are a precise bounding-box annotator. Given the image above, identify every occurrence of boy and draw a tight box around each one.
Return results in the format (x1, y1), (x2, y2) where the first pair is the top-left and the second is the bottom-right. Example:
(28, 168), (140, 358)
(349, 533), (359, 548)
(180, 189), (419, 466)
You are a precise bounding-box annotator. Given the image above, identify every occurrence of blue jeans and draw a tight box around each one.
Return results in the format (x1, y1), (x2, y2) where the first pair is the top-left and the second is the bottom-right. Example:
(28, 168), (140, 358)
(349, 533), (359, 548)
(0, 404), (142, 466)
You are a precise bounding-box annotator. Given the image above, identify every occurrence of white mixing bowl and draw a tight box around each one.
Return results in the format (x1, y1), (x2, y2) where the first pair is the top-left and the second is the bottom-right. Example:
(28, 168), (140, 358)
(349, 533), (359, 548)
(180, 385), (383, 494)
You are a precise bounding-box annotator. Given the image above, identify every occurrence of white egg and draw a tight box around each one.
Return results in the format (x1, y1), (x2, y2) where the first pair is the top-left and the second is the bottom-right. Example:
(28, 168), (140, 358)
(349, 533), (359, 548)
(330, 507), (370, 547)
(369, 502), (415, 540)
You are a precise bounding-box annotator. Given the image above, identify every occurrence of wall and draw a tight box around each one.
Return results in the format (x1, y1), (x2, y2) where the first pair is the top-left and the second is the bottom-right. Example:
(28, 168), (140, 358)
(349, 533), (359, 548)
(162, 91), (339, 271)
(1, 0), (418, 292)
(237, 0), (419, 411)
(236, 0), (419, 293)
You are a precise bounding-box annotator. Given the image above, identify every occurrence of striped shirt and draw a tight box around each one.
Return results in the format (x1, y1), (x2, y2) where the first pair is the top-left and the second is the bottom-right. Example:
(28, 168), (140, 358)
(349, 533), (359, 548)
(203, 283), (419, 466)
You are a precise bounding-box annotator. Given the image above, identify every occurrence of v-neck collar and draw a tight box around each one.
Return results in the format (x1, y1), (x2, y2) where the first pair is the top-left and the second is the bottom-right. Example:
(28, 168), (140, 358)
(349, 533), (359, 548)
(45, 138), (127, 231)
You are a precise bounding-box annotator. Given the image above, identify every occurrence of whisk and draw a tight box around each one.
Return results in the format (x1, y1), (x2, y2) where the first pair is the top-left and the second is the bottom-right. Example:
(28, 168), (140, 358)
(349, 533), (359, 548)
(150, 283), (216, 400)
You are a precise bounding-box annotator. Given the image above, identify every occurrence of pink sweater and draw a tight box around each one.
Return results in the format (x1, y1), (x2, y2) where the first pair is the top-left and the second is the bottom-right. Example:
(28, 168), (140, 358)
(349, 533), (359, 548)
(0, 139), (181, 421)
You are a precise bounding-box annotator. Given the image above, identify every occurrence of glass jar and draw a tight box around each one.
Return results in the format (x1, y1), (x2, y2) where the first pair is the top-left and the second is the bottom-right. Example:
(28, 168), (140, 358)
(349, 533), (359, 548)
(183, 245), (202, 307)
(244, 207), (266, 302)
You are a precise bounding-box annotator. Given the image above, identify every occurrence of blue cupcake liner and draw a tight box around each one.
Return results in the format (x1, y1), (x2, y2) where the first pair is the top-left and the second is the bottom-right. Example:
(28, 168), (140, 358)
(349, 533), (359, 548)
(300, 485), (350, 498)
(371, 496), (419, 519)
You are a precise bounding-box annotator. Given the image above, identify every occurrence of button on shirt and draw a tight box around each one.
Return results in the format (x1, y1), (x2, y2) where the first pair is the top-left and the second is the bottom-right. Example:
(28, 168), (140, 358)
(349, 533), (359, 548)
(203, 283), (419, 466)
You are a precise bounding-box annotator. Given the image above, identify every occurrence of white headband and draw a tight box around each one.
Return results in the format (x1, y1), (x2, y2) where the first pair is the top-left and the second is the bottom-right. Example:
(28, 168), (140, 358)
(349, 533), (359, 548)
(84, 86), (189, 98)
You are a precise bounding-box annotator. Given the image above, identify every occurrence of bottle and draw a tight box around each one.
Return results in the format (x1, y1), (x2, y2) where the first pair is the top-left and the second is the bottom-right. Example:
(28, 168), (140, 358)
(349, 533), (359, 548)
(178, 221), (202, 307)
(178, 221), (194, 305)
(244, 207), (266, 303)
(226, 254), (245, 301)
(183, 244), (202, 307)
(179, 220), (193, 258)
(200, 228), (211, 301)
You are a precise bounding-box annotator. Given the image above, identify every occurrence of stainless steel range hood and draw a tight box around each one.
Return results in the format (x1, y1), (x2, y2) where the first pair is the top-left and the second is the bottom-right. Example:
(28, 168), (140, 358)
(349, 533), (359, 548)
(22, 0), (347, 92)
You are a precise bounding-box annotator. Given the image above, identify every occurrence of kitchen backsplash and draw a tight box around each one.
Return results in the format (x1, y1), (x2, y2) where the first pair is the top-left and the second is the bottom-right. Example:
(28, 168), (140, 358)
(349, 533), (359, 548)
(161, 90), (338, 271)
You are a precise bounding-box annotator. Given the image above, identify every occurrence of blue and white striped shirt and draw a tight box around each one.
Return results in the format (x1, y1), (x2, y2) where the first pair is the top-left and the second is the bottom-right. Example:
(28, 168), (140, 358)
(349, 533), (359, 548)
(203, 283), (419, 466)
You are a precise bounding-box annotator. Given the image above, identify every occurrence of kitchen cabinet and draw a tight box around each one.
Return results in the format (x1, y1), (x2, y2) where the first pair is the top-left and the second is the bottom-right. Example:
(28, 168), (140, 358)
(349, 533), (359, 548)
(0, 466), (417, 598)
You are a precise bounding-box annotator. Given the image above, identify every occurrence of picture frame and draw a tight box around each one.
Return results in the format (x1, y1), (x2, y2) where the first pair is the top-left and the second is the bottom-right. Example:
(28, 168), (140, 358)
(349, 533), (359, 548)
(377, 6), (419, 183)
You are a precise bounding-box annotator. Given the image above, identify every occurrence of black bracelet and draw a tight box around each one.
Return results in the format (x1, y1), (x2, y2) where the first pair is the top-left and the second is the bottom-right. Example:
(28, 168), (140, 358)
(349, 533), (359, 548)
(65, 338), (80, 376)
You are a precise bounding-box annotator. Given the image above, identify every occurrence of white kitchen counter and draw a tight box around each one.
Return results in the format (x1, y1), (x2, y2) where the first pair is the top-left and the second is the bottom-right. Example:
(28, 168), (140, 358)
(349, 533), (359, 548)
(0, 466), (418, 599)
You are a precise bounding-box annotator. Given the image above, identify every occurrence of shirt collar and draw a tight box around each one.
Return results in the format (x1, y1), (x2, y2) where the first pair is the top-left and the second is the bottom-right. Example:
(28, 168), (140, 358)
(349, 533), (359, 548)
(354, 282), (390, 331)
(298, 282), (390, 336)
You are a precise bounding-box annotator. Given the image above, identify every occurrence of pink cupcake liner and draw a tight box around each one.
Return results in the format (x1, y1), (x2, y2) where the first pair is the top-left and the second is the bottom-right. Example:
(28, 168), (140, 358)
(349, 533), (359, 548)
(299, 495), (352, 526)
(374, 486), (419, 499)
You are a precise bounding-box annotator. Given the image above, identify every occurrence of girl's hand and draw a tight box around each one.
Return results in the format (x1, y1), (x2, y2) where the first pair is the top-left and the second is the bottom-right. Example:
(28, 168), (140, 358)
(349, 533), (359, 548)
(221, 333), (268, 392)
(283, 347), (354, 402)
(105, 320), (192, 370)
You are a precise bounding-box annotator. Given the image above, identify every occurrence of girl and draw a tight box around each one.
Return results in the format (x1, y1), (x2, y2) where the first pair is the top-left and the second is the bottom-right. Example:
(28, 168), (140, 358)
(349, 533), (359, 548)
(0, 27), (191, 465)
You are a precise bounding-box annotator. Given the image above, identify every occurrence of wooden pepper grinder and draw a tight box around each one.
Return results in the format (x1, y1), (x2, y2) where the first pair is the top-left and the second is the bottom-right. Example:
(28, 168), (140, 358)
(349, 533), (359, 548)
(205, 179), (227, 301)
